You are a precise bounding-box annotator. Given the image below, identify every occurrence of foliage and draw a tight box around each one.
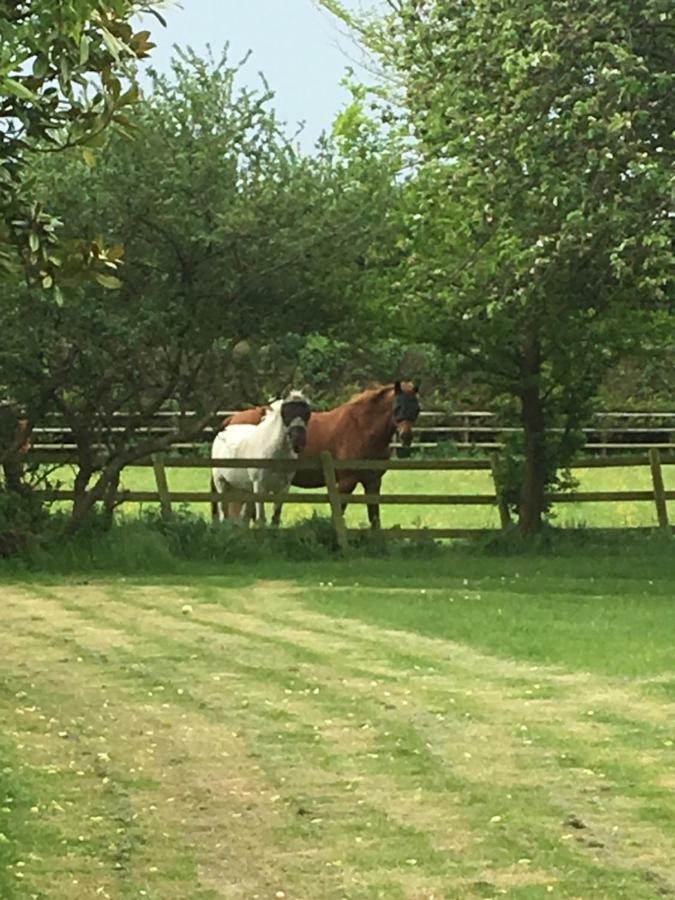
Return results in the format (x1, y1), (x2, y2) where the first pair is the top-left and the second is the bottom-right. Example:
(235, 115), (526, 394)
(0, 484), (47, 557)
(253, 332), (453, 405)
(321, 0), (675, 534)
(2, 509), (347, 569)
(0, 48), (398, 530)
(0, 0), (165, 288)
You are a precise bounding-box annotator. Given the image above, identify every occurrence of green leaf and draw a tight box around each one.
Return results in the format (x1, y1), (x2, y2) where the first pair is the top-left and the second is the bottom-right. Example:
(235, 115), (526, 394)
(95, 273), (123, 290)
(100, 27), (125, 61)
(81, 148), (97, 167)
(79, 35), (90, 66)
(32, 55), (49, 79)
(1, 77), (38, 101)
(107, 244), (125, 262)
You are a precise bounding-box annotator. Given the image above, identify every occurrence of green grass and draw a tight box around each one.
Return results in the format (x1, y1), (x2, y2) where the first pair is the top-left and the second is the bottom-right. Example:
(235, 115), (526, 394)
(299, 550), (675, 677)
(2, 547), (675, 897)
(47, 462), (675, 529)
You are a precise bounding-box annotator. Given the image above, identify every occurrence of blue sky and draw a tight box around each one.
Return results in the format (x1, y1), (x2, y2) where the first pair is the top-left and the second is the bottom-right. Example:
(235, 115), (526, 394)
(138, 0), (382, 150)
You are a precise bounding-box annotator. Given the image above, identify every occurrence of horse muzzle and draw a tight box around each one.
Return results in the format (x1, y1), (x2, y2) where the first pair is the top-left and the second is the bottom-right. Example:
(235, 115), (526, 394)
(396, 420), (414, 447)
(289, 425), (307, 455)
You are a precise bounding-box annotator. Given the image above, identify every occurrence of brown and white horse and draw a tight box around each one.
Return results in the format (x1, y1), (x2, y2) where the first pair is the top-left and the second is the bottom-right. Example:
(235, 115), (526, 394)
(212, 381), (420, 527)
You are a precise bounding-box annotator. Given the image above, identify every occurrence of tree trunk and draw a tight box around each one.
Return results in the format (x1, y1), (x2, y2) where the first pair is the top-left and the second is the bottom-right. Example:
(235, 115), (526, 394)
(1, 417), (31, 494)
(518, 327), (547, 536)
(67, 465), (95, 534)
(67, 461), (127, 534)
(101, 471), (121, 530)
(519, 385), (547, 536)
(2, 459), (25, 494)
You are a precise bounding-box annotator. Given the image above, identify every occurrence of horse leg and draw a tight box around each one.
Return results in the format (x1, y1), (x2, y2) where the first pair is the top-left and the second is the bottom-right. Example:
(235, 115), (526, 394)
(213, 474), (229, 523)
(271, 476), (292, 527)
(210, 475), (220, 522)
(271, 502), (283, 527)
(228, 501), (244, 522)
(337, 478), (358, 519)
(253, 476), (266, 526)
(362, 474), (383, 529)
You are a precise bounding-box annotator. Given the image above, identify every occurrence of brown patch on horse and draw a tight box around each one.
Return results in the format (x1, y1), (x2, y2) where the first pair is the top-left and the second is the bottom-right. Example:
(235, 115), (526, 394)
(221, 406), (269, 430)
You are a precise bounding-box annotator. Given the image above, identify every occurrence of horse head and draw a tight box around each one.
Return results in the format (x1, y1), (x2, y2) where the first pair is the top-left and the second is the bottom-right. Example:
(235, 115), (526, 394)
(392, 380), (421, 447)
(280, 391), (312, 455)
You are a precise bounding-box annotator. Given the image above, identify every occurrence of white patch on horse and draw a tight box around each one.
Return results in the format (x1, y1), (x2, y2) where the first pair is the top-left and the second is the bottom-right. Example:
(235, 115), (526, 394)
(211, 392), (310, 525)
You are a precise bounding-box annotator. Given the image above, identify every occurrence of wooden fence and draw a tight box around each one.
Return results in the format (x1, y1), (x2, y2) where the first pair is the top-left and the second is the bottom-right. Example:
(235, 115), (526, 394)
(24, 409), (675, 454)
(31, 448), (674, 550)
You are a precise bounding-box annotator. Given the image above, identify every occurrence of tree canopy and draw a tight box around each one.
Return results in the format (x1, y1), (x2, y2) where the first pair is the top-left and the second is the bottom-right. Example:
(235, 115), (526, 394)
(0, 0), (163, 288)
(321, 0), (675, 532)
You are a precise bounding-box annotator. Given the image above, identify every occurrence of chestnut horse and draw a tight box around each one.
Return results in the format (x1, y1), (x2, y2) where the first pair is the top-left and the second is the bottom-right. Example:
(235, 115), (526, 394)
(213, 381), (420, 528)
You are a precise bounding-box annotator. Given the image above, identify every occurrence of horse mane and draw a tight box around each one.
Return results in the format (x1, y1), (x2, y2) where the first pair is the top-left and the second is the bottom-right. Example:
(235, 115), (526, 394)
(346, 383), (394, 405)
(284, 390), (310, 404)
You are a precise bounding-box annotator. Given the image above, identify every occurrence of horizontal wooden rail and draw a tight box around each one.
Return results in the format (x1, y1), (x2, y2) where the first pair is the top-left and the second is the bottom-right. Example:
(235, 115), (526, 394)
(567, 456), (675, 469)
(34, 489), (329, 504)
(26, 440), (675, 456)
(33, 489), (498, 505)
(28, 408), (675, 420)
(32, 489), (675, 506)
(24, 452), (675, 470)
(551, 490), (675, 502)
(27, 423), (675, 436)
(350, 525), (666, 541)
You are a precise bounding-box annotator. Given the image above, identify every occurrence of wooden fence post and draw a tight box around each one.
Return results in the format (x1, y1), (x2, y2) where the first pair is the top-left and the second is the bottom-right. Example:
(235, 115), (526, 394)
(320, 451), (349, 552)
(489, 452), (512, 530)
(152, 453), (173, 520)
(649, 447), (669, 531)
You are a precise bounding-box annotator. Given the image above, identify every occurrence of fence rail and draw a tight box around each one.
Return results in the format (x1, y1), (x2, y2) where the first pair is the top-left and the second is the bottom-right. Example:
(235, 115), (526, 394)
(27, 448), (674, 549)
(23, 408), (675, 455)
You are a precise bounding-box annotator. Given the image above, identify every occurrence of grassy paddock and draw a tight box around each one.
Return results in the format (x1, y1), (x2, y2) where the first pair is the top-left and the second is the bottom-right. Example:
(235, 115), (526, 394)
(1, 542), (675, 897)
(47, 462), (675, 530)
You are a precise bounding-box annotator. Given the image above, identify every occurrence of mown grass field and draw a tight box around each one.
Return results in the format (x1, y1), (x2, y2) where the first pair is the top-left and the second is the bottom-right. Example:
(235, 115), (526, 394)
(53, 462), (675, 529)
(2, 545), (675, 898)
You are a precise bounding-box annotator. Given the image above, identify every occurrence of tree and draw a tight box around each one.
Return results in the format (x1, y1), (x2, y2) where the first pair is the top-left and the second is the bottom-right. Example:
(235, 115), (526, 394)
(0, 1), (165, 531)
(322, 0), (674, 533)
(0, 50), (398, 530)
(0, 0), (163, 289)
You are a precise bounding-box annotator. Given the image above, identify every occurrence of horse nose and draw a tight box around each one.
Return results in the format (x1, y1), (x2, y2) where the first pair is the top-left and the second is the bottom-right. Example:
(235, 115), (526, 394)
(397, 421), (414, 447)
(291, 427), (307, 453)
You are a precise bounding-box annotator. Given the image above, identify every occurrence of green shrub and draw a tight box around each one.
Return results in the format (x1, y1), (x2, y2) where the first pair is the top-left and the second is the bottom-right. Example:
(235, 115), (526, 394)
(0, 488), (49, 558)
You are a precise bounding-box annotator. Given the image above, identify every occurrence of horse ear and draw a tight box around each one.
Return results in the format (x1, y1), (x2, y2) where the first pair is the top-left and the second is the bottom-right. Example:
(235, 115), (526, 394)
(413, 383), (420, 394)
(394, 380), (402, 394)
